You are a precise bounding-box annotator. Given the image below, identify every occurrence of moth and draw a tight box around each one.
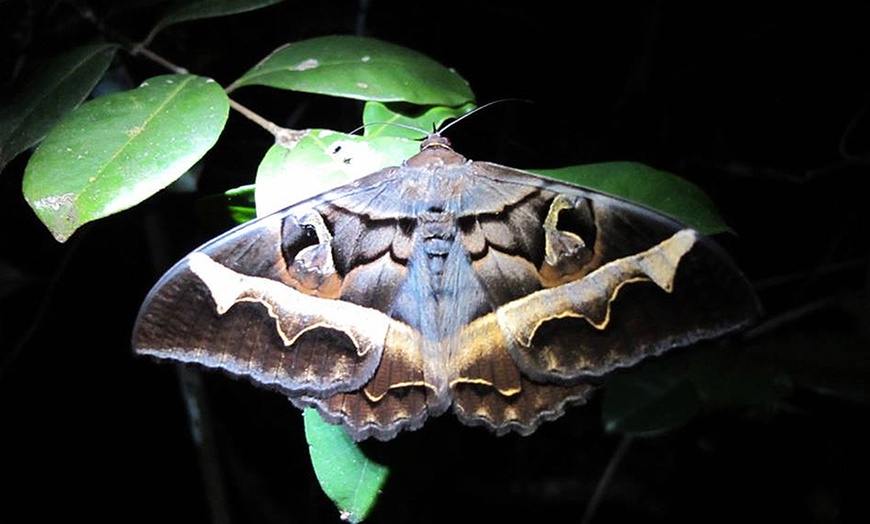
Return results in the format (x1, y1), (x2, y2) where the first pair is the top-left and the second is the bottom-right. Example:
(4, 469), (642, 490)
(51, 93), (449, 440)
(133, 134), (760, 441)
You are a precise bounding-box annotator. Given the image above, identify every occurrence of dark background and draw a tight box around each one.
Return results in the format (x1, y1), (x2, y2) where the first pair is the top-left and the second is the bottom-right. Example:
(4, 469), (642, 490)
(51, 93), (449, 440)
(1, 1), (869, 523)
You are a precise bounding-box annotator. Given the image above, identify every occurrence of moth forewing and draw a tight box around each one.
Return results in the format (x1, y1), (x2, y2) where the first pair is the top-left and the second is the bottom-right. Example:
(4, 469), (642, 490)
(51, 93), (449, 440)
(133, 135), (760, 440)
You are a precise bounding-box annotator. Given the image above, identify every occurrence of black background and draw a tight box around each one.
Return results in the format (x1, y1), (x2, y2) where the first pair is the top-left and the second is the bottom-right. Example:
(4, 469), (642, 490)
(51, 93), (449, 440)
(1, 2), (869, 523)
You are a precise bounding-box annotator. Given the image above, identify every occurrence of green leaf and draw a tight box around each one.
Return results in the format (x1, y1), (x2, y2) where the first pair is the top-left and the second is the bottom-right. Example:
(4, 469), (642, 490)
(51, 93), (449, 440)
(229, 35), (475, 106)
(688, 343), (792, 407)
(304, 408), (388, 523)
(746, 315), (870, 403)
(257, 132), (401, 522)
(196, 184), (257, 231)
(22, 74), (229, 242)
(144, 0), (286, 44)
(533, 162), (731, 235)
(602, 353), (701, 436)
(0, 42), (118, 173)
(222, 184), (258, 224)
(255, 129), (419, 215)
(361, 101), (476, 138)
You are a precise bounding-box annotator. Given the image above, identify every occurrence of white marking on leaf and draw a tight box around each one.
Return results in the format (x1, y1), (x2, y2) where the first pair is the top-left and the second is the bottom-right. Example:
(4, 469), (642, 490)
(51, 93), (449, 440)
(289, 58), (319, 71)
(34, 193), (75, 211)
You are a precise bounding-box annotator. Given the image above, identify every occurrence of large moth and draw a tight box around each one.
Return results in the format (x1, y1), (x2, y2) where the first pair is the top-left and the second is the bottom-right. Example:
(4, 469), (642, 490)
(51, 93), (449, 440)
(133, 134), (760, 441)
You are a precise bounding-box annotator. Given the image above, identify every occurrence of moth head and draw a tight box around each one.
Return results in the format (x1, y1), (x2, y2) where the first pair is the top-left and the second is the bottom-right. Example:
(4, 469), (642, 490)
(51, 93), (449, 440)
(419, 133), (452, 151)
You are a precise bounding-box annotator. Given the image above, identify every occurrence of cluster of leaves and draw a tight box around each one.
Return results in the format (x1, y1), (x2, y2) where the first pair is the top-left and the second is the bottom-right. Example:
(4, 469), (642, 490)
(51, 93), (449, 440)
(0, 4), (754, 523)
(5, 1), (864, 522)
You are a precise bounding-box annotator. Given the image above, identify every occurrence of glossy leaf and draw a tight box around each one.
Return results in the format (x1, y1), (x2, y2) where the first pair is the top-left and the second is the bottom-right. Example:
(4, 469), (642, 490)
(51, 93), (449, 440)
(746, 316), (870, 403)
(255, 129), (419, 215)
(602, 353), (701, 436)
(688, 343), (791, 407)
(257, 132), (405, 521)
(361, 101), (476, 138)
(304, 408), (388, 523)
(222, 184), (258, 224)
(23, 74), (229, 242)
(144, 0), (286, 44)
(0, 43), (117, 173)
(534, 162), (730, 235)
(228, 35), (474, 106)
(196, 184), (257, 232)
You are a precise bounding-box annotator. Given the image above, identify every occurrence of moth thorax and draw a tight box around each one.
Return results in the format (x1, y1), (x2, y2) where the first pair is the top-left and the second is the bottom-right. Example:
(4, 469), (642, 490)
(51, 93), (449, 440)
(418, 209), (457, 278)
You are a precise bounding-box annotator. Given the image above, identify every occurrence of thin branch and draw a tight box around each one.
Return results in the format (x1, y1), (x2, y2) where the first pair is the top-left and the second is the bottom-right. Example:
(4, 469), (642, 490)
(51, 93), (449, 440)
(0, 233), (81, 381)
(142, 210), (234, 524)
(742, 296), (842, 340)
(74, 2), (187, 73)
(74, 1), (307, 144)
(751, 257), (865, 292)
(177, 366), (232, 524)
(580, 435), (634, 524)
(229, 99), (306, 146)
(838, 97), (870, 162)
(131, 44), (188, 74)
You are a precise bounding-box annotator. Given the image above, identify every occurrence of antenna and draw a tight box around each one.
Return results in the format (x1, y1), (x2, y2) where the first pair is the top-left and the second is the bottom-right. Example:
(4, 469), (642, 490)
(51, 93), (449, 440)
(347, 121), (428, 137)
(349, 99), (532, 139)
(437, 98), (532, 135)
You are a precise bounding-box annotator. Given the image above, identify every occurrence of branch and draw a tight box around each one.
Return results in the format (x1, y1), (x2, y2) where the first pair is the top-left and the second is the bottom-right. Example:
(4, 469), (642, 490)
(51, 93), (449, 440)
(74, 1), (303, 144)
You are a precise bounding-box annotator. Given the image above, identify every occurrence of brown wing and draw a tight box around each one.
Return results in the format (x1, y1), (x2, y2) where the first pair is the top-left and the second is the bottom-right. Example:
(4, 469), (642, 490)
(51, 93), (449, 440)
(133, 174), (441, 440)
(443, 161), (761, 435)
(133, 209), (386, 398)
(133, 147), (760, 441)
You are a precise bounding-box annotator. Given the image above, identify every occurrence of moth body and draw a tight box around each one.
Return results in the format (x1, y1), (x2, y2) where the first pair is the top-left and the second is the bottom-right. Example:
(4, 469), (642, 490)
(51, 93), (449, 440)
(133, 137), (760, 440)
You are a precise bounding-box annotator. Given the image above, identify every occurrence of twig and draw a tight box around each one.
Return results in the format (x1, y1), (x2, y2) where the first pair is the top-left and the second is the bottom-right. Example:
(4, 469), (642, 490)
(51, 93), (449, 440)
(580, 435), (634, 524)
(74, 2), (188, 74)
(0, 232), (81, 380)
(74, 1), (304, 144)
(229, 99), (306, 146)
(751, 257), (865, 292)
(177, 366), (232, 524)
(742, 297), (842, 340)
(131, 44), (188, 75)
(143, 210), (233, 524)
(838, 97), (870, 162)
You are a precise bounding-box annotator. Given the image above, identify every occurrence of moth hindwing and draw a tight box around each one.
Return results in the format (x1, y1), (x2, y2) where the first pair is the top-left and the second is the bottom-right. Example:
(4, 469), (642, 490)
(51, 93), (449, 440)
(133, 136), (760, 441)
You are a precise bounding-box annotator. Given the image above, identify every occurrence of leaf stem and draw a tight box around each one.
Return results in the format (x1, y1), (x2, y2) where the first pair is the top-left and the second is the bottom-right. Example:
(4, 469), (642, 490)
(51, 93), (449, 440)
(73, 2), (189, 74)
(74, 2), (304, 145)
(229, 99), (306, 146)
(131, 44), (189, 75)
